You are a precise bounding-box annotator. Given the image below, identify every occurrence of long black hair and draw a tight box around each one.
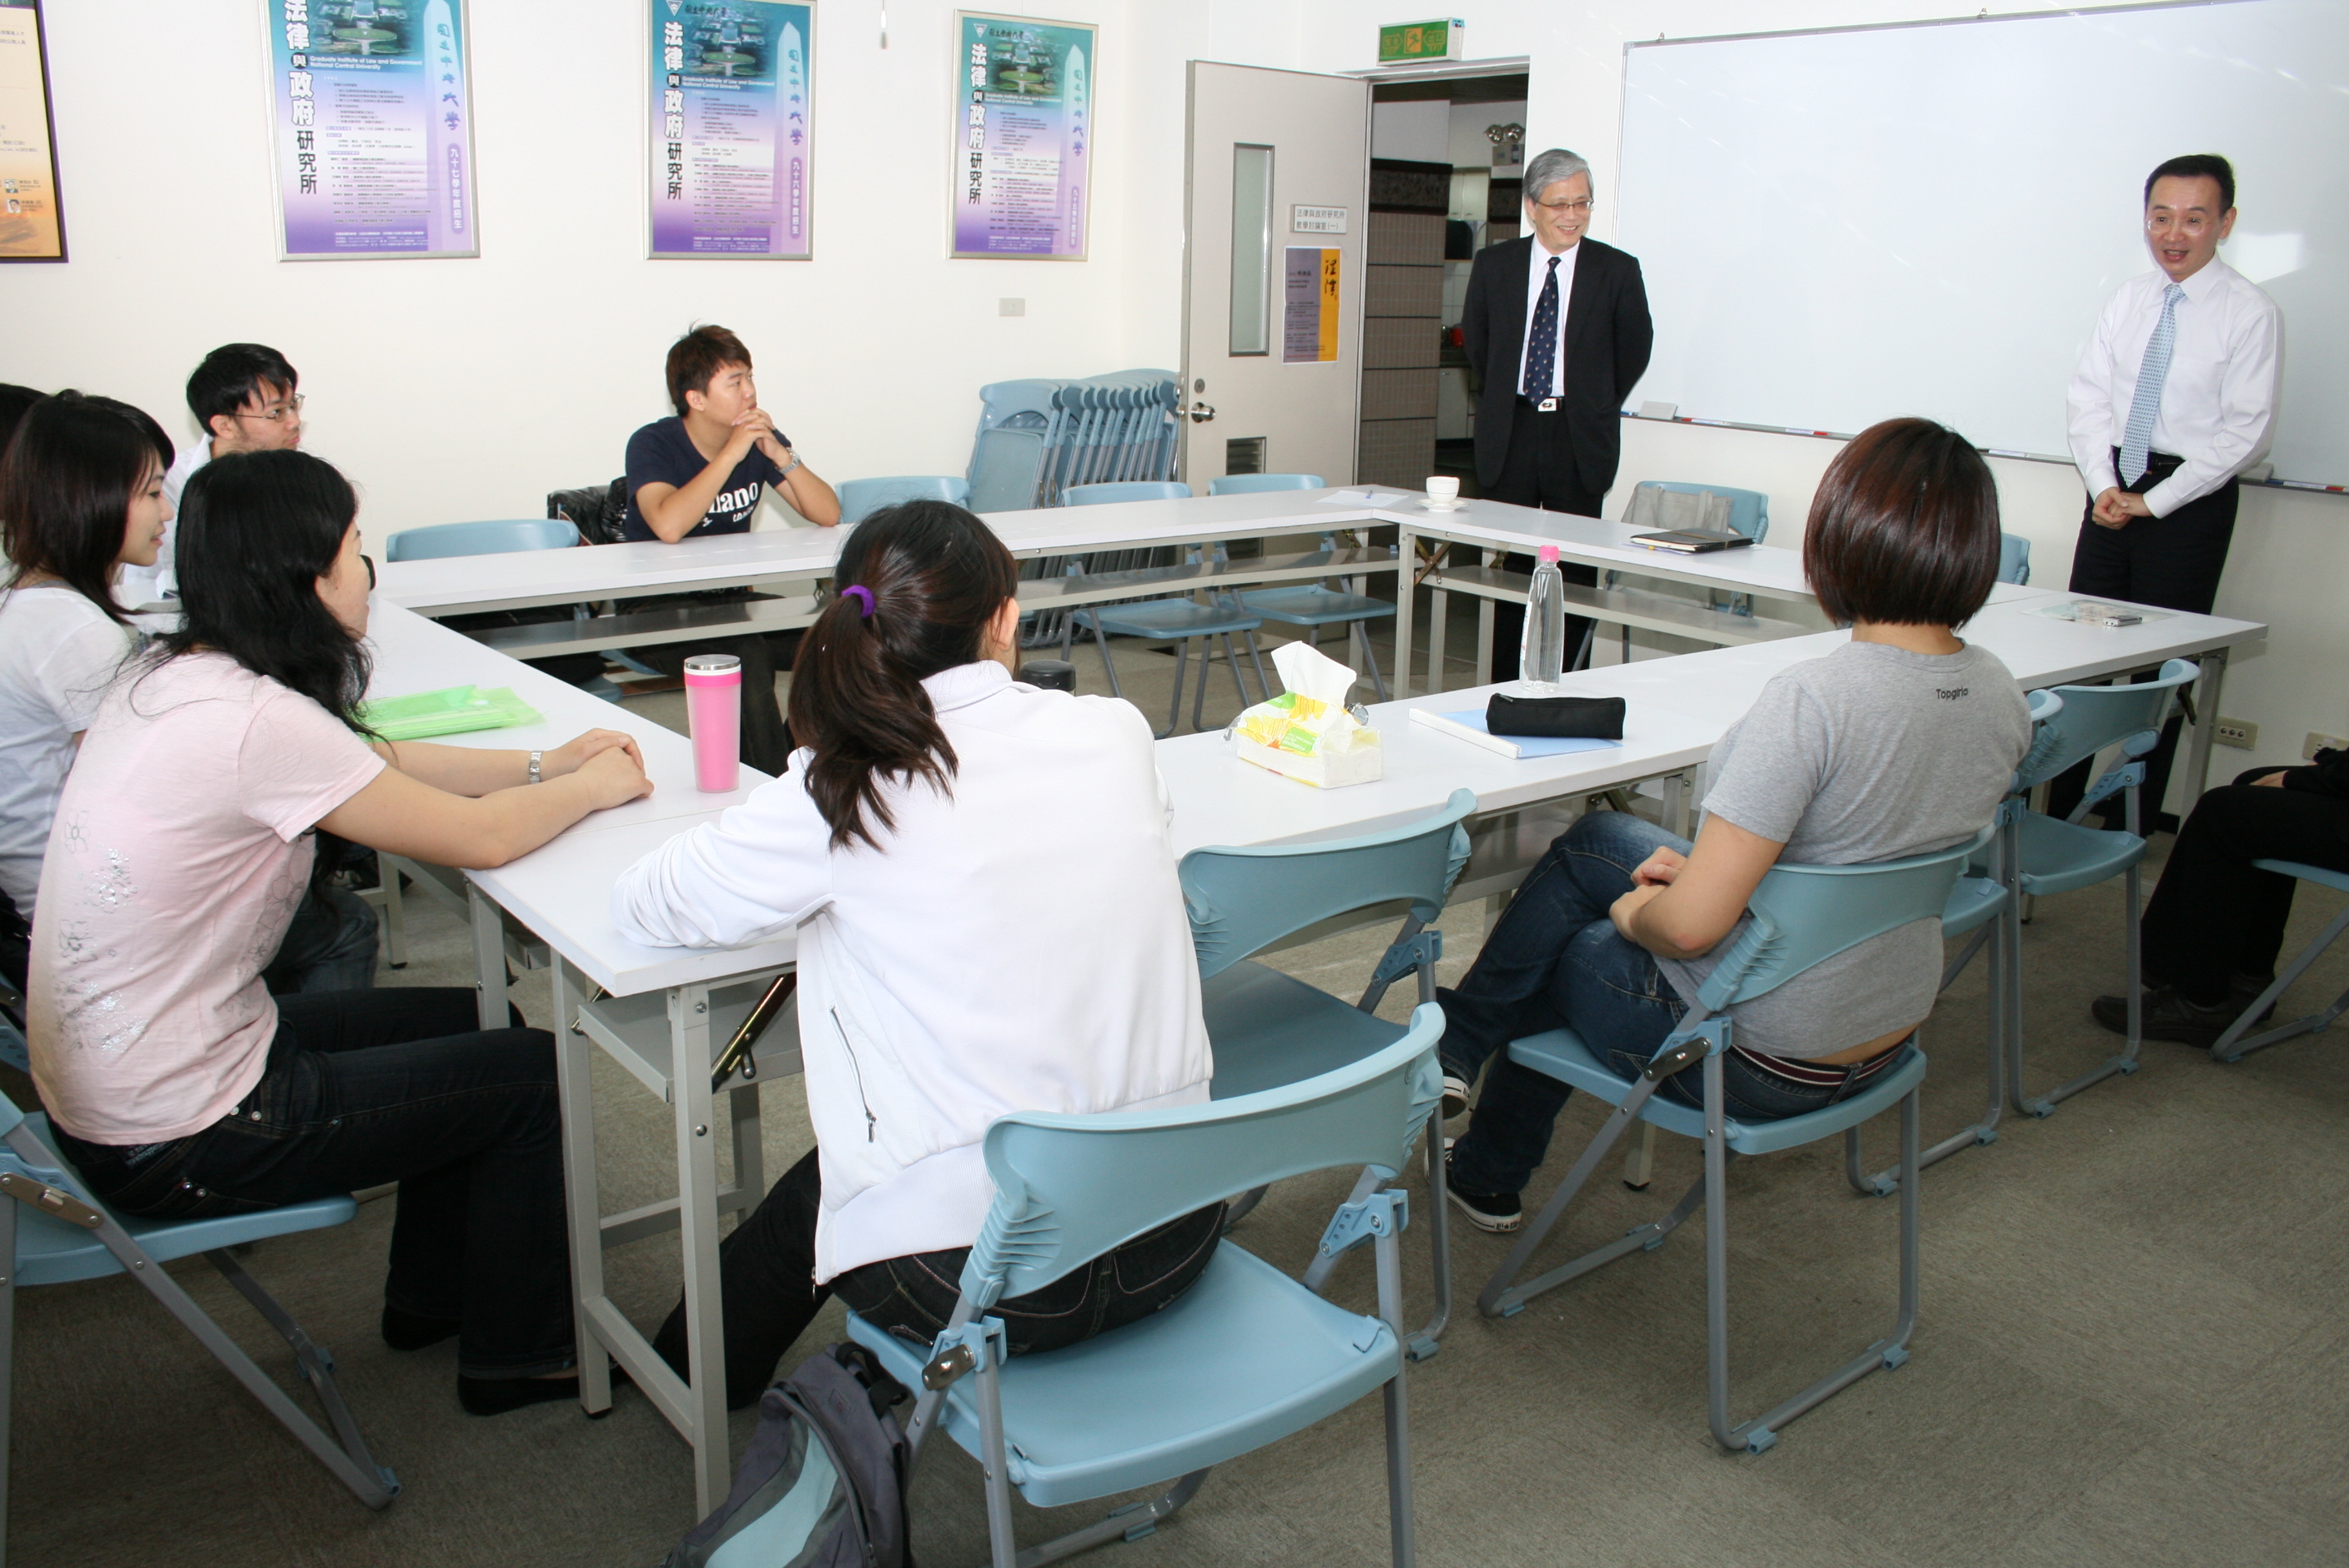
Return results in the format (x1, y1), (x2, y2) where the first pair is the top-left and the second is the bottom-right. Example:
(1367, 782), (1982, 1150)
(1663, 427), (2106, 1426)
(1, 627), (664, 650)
(0, 391), (164, 626)
(153, 449), (372, 731)
(787, 500), (1020, 850)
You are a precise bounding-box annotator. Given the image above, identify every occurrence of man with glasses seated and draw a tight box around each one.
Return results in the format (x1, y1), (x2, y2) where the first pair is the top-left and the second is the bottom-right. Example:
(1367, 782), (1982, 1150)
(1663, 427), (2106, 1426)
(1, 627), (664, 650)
(120, 344), (306, 607)
(1459, 146), (1654, 678)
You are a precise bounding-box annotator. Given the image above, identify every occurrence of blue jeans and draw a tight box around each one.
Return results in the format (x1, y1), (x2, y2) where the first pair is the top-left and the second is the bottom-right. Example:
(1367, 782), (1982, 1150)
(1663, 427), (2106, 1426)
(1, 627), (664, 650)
(1444, 812), (1909, 1198)
(262, 881), (380, 995)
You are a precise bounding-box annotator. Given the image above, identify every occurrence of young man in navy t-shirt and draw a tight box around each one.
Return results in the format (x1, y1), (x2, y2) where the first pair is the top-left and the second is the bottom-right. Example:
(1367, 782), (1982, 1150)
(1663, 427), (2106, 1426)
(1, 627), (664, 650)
(621, 325), (841, 773)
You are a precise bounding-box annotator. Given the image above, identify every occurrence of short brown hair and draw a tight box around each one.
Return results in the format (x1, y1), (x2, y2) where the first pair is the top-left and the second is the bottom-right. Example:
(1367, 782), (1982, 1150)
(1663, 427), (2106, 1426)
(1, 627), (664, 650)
(1803, 418), (1999, 629)
(665, 324), (752, 417)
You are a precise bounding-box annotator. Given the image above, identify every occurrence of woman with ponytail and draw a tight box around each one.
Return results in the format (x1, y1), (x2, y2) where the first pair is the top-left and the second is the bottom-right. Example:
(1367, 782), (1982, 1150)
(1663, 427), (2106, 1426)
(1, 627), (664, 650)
(615, 500), (1216, 1409)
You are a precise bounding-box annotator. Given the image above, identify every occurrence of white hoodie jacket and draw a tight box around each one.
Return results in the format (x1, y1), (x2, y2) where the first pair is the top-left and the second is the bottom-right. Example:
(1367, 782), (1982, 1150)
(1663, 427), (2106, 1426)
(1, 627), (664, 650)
(611, 661), (1213, 1283)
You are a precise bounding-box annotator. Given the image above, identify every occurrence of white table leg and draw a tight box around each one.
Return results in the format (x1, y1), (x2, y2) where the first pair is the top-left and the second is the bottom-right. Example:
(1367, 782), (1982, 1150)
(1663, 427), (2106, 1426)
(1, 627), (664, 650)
(1393, 525), (1417, 699)
(551, 957), (614, 1416)
(1475, 548), (1496, 689)
(2183, 644), (2229, 804)
(467, 884), (508, 1031)
(670, 980), (732, 1515)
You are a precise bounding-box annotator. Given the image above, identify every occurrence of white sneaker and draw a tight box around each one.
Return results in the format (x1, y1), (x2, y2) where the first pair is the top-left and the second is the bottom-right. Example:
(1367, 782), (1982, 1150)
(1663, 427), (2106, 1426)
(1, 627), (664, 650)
(1441, 1073), (1471, 1121)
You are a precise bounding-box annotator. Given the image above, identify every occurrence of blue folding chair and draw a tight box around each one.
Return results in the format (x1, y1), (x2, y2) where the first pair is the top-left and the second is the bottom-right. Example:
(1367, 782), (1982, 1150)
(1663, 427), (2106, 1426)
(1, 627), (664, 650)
(1479, 827), (1989, 1453)
(0, 1097), (399, 1559)
(837, 475), (970, 526)
(1623, 480), (1770, 543)
(381, 517), (580, 560)
(1063, 482), (1269, 736)
(2209, 861), (2349, 1063)
(1063, 480), (1190, 506)
(1994, 658), (2200, 1115)
(1206, 473), (1327, 495)
(1846, 689), (2059, 1196)
(1998, 532), (2032, 585)
(851, 1008), (1442, 1568)
(1183, 789), (1474, 1359)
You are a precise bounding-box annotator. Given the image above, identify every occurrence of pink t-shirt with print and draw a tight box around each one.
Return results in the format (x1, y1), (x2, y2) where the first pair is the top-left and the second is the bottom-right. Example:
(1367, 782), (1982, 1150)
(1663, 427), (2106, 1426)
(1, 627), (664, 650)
(28, 652), (385, 1143)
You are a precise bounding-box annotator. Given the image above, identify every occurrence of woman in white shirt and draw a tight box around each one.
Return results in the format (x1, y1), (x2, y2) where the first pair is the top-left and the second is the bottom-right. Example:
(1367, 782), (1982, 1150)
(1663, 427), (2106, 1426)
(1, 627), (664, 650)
(0, 393), (169, 925)
(613, 501), (1217, 1409)
(30, 449), (653, 1415)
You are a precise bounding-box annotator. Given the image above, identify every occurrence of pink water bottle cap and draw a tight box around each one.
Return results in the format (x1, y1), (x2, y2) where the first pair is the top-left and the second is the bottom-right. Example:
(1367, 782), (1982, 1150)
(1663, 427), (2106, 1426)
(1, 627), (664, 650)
(1537, 545), (1560, 565)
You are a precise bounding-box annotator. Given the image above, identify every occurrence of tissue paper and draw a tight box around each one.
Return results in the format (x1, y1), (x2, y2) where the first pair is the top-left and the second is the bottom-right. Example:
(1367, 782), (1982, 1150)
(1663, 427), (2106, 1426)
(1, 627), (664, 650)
(1230, 641), (1384, 787)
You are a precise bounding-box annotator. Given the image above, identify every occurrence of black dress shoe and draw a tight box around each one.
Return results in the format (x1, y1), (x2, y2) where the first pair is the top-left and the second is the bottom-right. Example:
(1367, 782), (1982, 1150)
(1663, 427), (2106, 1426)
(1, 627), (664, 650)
(382, 1304), (462, 1351)
(2090, 986), (2240, 1048)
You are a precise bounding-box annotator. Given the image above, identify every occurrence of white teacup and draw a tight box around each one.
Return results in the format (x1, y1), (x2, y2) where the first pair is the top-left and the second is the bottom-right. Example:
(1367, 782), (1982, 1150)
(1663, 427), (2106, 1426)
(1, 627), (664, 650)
(1425, 475), (1461, 510)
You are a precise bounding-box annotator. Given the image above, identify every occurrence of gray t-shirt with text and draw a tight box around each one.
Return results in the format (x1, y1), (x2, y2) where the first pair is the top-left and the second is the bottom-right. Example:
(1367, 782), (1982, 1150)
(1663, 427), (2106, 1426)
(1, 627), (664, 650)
(1655, 640), (2032, 1058)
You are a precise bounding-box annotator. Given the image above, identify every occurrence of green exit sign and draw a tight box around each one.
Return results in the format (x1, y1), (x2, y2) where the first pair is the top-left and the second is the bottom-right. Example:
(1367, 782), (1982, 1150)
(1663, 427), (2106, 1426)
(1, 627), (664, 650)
(1378, 18), (1463, 64)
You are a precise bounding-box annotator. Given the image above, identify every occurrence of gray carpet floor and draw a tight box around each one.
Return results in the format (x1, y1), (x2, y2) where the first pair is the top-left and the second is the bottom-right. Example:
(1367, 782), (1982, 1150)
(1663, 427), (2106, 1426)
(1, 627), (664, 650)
(11, 619), (2345, 1568)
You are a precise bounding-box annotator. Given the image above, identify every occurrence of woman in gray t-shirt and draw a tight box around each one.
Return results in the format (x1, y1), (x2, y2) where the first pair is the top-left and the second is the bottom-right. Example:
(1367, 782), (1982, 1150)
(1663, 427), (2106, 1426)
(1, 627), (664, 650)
(1442, 419), (2032, 1232)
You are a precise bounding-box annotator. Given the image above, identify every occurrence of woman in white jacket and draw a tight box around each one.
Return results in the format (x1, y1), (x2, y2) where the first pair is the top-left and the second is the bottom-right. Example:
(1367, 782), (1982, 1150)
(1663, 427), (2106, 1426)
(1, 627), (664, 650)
(612, 500), (1218, 1408)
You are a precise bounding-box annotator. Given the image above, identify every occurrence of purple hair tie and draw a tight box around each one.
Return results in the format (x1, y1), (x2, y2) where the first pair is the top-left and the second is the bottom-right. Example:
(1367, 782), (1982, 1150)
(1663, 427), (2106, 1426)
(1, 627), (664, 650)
(841, 584), (874, 619)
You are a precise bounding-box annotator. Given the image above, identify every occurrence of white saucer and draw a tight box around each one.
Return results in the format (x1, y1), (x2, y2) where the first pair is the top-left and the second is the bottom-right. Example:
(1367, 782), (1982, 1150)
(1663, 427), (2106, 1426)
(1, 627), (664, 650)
(1419, 499), (1466, 513)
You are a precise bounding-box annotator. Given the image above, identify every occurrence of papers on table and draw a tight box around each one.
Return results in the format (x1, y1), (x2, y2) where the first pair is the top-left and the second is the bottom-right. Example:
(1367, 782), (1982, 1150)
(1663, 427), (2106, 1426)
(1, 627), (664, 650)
(1410, 707), (1624, 761)
(2028, 599), (2174, 626)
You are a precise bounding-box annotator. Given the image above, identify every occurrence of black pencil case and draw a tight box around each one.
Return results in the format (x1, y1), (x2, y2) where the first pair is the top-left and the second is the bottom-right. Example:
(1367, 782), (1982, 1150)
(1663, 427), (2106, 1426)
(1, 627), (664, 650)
(1486, 693), (1625, 740)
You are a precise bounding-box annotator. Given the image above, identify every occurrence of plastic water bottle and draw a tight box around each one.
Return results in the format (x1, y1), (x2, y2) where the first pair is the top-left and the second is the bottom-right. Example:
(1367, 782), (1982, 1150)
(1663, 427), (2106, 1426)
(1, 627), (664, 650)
(1519, 545), (1567, 693)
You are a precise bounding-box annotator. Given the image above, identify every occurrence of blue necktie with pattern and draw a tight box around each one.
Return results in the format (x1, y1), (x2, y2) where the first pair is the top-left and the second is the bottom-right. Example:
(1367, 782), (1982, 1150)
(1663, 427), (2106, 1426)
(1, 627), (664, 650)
(2118, 282), (2186, 485)
(1522, 255), (1562, 400)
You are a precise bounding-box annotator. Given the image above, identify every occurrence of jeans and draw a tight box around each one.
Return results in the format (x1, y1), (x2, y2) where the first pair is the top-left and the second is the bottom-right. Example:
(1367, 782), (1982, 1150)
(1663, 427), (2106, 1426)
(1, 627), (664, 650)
(1443, 812), (1913, 1198)
(656, 1148), (1225, 1410)
(2140, 766), (2349, 1006)
(262, 881), (380, 995)
(52, 988), (576, 1379)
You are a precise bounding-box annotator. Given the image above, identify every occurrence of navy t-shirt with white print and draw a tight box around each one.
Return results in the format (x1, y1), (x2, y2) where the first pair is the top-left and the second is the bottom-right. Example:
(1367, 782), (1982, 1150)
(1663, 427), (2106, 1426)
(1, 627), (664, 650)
(620, 416), (788, 542)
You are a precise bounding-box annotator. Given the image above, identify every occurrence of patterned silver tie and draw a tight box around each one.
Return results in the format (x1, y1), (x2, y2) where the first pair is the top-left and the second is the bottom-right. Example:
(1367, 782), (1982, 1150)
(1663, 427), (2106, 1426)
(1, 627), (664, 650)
(2118, 282), (2186, 486)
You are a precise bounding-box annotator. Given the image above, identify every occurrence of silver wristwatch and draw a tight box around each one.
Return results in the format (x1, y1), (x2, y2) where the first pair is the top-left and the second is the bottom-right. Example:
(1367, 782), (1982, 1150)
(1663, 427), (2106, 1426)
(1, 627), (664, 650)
(528, 750), (543, 785)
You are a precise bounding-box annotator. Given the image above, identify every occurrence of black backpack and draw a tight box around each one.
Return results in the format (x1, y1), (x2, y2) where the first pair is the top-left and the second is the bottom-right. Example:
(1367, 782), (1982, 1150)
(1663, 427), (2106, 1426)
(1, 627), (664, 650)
(661, 1343), (915, 1568)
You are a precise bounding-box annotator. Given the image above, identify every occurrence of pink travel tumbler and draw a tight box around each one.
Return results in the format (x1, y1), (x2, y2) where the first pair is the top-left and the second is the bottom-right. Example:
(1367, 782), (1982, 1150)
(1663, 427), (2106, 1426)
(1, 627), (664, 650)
(682, 653), (742, 792)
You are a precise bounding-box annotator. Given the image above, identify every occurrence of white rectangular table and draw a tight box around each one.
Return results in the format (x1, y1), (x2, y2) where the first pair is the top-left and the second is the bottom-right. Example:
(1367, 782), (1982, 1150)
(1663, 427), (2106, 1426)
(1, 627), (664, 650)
(362, 534), (2267, 1515)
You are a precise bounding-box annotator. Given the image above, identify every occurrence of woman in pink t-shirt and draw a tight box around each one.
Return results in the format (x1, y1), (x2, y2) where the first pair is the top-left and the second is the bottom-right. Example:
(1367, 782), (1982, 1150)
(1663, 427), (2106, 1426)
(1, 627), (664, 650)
(28, 449), (652, 1416)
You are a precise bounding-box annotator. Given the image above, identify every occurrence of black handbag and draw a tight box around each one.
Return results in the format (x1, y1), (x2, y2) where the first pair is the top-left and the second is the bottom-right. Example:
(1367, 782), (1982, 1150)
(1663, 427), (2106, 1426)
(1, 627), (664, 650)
(1486, 692), (1625, 740)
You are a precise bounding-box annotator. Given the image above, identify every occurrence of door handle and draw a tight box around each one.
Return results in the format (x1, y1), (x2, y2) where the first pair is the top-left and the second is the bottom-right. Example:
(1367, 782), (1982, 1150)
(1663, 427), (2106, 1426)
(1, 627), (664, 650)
(1183, 402), (1217, 425)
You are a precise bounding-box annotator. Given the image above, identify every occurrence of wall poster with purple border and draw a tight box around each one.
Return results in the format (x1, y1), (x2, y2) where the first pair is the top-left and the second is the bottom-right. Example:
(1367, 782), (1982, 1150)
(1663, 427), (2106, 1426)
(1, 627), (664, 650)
(952, 12), (1092, 260)
(264, 0), (480, 259)
(649, 0), (812, 259)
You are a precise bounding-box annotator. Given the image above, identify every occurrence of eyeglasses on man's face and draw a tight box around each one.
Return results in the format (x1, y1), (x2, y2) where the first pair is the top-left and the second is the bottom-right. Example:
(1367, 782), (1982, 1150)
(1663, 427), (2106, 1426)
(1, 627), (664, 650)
(237, 392), (306, 423)
(1531, 196), (1593, 216)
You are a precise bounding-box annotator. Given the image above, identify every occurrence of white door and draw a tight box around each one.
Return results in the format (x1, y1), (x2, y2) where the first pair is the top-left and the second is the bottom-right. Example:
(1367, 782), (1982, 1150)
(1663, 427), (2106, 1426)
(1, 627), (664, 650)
(1180, 63), (1371, 489)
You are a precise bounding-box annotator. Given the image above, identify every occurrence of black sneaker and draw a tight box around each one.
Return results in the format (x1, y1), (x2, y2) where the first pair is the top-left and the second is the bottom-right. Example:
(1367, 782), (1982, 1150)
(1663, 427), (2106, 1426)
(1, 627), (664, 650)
(1443, 1153), (1522, 1233)
(2231, 974), (2280, 1026)
(2090, 986), (2240, 1048)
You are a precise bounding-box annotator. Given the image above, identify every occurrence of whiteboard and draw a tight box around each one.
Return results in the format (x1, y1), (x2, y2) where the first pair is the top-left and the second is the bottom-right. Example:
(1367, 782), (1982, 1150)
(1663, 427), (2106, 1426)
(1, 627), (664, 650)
(1616, 0), (2348, 486)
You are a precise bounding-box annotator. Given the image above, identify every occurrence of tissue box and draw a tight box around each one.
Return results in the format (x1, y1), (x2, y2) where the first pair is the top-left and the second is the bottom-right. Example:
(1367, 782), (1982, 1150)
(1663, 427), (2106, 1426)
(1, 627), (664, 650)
(1230, 641), (1384, 787)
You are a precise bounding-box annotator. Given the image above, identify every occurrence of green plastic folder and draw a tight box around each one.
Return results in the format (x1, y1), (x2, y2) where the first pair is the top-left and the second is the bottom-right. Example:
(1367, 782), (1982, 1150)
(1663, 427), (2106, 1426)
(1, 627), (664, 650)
(359, 684), (545, 741)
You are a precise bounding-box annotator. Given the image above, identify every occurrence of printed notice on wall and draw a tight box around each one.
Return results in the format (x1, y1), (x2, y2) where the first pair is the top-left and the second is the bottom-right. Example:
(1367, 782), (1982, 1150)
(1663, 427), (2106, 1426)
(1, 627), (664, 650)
(649, 0), (812, 259)
(265, 0), (480, 259)
(953, 12), (1093, 260)
(0, 0), (65, 261)
(1283, 246), (1340, 363)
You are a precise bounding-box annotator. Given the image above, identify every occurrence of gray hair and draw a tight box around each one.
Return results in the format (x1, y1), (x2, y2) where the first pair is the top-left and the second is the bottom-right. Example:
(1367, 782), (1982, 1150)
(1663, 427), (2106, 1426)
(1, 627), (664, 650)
(1524, 148), (1593, 204)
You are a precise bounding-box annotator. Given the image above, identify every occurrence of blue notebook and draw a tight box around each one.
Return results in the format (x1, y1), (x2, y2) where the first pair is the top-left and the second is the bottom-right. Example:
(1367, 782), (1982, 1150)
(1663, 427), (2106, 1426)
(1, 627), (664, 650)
(1409, 707), (1623, 760)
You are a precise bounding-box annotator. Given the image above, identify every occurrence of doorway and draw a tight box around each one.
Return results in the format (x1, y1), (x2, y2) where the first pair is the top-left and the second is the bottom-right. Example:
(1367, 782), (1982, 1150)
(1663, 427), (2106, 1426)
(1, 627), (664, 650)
(1356, 66), (1529, 495)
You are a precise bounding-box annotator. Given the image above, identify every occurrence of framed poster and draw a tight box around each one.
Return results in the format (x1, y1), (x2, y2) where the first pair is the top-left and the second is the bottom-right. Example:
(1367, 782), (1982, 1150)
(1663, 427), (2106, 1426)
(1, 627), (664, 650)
(0, 0), (67, 262)
(264, 0), (480, 259)
(649, 0), (813, 259)
(952, 12), (1092, 260)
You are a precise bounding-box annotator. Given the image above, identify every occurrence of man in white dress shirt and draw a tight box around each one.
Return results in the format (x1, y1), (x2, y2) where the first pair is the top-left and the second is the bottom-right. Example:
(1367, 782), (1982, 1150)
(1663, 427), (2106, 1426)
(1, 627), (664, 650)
(118, 344), (304, 605)
(2060, 153), (2280, 825)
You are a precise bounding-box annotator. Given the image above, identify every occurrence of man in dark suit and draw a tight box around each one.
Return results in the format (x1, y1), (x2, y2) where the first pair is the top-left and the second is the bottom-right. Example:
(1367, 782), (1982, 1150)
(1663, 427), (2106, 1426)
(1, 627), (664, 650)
(1461, 147), (1654, 678)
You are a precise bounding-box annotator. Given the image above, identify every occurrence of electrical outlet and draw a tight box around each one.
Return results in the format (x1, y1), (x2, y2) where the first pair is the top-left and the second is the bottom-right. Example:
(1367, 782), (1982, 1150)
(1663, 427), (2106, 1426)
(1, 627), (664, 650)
(2212, 717), (2256, 749)
(2307, 731), (2349, 760)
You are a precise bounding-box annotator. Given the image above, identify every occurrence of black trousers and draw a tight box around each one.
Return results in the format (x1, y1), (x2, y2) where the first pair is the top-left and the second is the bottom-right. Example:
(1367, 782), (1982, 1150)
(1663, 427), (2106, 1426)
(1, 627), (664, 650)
(54, 989), (574, 1379)
(2050, 450), (2240, 825)
(656, 1148), (1225, 1409)
(2140, 769), (2349, 1006)
(1485, 397), (1602, 682)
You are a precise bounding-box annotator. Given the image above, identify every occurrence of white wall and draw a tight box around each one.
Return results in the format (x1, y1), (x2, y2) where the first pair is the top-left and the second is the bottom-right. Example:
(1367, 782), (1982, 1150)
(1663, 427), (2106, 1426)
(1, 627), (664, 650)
(1369, 99), (1449, 163)
(19, 0), (2344, 790)
(12, 0), (1148, 534)
(1200, 0), (2349, 796)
